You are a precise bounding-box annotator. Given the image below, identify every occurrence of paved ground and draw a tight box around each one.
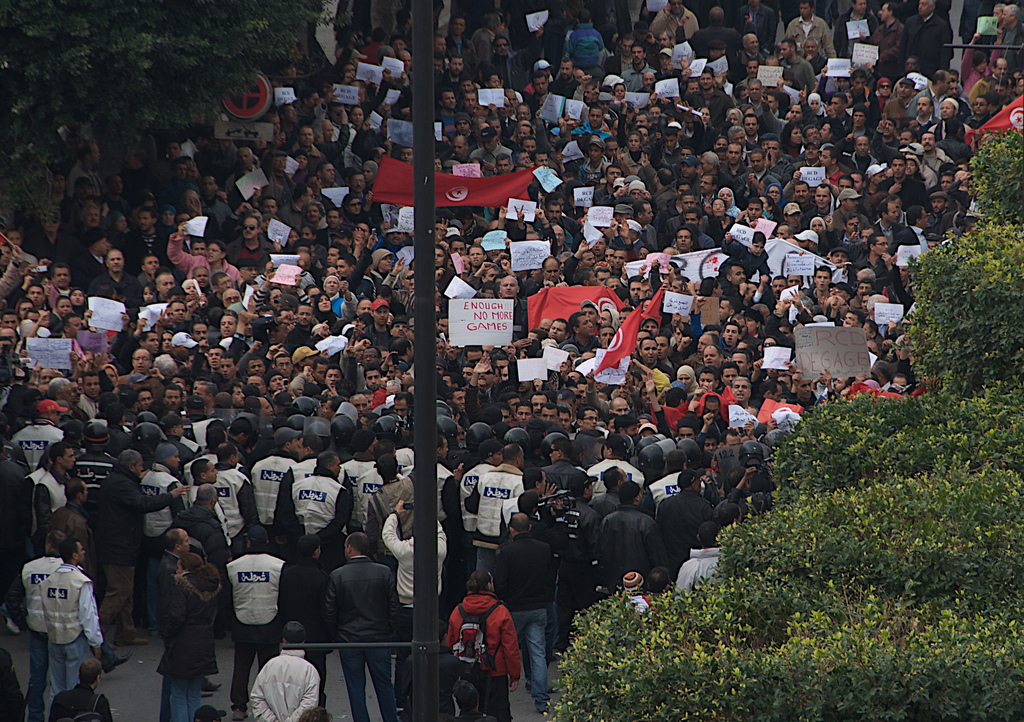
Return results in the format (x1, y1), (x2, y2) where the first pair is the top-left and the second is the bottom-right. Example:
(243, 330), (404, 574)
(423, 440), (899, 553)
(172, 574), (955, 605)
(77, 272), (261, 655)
(1, 627), (560, 721)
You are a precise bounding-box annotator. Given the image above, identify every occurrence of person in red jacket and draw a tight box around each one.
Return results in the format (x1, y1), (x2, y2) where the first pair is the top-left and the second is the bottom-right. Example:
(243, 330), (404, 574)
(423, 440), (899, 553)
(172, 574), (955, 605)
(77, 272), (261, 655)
(446, 570), (521, 722)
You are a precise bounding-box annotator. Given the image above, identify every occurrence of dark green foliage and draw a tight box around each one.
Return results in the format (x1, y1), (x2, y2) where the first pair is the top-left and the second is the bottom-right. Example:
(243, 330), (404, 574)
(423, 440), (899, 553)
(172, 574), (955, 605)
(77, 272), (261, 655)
(969, 131), (1024, 224)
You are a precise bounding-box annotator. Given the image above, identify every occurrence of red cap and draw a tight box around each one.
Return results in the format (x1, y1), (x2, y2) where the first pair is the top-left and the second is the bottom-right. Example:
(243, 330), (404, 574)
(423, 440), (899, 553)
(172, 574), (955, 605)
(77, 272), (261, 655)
(36, 399), (68, 415)
(371, 299), (390, 311)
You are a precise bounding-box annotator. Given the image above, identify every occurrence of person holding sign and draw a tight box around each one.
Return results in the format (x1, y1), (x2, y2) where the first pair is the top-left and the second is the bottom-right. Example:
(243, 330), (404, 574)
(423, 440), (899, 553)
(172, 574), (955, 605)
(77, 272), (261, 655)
(832, 0), (878, 59)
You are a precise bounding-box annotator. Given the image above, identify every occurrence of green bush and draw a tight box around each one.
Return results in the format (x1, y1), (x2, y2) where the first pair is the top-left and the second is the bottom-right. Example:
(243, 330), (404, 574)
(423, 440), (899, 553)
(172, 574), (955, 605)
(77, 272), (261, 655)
(720, 468), (1024, 607)
(907, 224), (1024, 395)
(772, 389), (1024, 496)
(969, 131), (1023, 224)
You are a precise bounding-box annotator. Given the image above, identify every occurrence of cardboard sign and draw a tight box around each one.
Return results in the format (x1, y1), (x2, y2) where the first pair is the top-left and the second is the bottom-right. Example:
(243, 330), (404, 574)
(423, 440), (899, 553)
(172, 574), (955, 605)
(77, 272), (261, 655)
(852, 43), (878, 68)
(663, 292), (694, 316)
(506, 199), (537, 222)
(510, 240), (550, 271)
(873, 302), (904, 326)
(453, 163), (482, 178)
(762, 346), (792, 370)
(87, 297), (126, 332)
(517, 358), (549, 381)
(794, 326), (872, 380)
(757, 66), (784, 86)
(449, 299), (514, 347)
(27, 338), (73, 370)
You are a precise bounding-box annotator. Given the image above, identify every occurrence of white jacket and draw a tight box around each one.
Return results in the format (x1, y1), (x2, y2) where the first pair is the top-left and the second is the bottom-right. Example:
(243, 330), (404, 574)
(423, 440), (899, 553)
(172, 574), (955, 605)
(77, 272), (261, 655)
(382, 513), (447, 605)
(250, 650), (320, 722)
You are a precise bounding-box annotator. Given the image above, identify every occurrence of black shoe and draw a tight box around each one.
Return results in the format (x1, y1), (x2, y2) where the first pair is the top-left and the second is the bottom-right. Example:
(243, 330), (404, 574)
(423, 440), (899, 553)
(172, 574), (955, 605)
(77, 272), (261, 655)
(103, 652), (131, 673)
(202, 678), (222, 692)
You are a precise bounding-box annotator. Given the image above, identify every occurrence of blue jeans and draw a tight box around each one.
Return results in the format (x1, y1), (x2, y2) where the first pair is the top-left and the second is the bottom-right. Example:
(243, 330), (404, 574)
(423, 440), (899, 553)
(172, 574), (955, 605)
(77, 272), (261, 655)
(160, 675), (172, 722)
(511, 608), (549, 711)
(27, 633), (49, 722)
(48, 633), (91, 704)
(166, 677), (203, 722)
(338, 648), (399, 722)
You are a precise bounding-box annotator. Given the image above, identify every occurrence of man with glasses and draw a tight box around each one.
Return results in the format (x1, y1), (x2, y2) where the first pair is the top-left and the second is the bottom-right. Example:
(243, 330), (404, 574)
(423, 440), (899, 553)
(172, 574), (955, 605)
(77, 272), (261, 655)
(227, 213), (273, 270)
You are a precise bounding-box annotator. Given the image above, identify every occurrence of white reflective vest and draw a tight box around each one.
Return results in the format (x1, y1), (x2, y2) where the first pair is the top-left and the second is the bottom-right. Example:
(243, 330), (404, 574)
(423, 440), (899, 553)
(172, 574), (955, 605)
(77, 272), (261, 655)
(460, 462), (494, 534)
(345, 460), (382, 529)
(227, 553), (285, 626)
(215, 467), (250, 541)
(21, 556), (63, 634)
(190, 418), (218, 452)
(292, 458), (317, 483)
(649, 472), (685, 511)
(436, 464), (451, 523)
(292, 474), (344, 535)
(31, 470), (67, 535)
(184, 453), (216, 491)
(587, 459), (643, 495)
(13, 423), (63, 471)
(40, 565), (91, 644)
(475, 465), (524, 540)
(141, 466), (179, 538)
(251, 455), (293, 525)
(395, 448), (414, 477)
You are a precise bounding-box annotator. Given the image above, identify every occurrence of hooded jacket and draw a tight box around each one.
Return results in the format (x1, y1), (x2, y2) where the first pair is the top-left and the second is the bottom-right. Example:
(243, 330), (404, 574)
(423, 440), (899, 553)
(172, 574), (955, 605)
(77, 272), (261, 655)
(446, 591), (521, 680)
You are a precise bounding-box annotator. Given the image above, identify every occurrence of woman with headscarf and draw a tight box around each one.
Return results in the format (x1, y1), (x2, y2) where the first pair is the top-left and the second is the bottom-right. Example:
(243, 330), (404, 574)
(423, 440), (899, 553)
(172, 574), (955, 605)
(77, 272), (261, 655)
(764, 183), (786, 220)
(704, 197), (732, 246)
(717, 188), (741, 220)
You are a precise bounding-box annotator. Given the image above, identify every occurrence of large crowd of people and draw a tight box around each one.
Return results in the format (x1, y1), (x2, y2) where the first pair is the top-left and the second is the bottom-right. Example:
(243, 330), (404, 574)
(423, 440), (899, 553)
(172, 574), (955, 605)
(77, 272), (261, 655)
(0, 0), (1021, 720)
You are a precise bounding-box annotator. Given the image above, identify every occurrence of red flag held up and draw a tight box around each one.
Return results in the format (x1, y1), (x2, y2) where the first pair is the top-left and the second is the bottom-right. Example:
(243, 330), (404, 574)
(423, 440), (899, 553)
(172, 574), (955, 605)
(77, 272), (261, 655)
(372, 155), (537, 207)
(596, 286), (665, 374)
(965, 94), (1022, 146)
(527, 287), (624, 328)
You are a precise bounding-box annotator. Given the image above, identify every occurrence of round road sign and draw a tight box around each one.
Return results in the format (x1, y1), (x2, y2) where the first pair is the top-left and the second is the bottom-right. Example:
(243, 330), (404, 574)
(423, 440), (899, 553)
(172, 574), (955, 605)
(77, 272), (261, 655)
(222, 73), (274, 122)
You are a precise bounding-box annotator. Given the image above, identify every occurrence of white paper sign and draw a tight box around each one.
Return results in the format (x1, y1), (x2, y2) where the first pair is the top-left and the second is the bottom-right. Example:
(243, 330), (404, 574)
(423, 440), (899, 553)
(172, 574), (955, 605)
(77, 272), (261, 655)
(785, 254), (816, 275)
(27, 338), (73, 370)
(707, 56), (729, 76)
(332, 84), (360, 105)
(564, 99), (585, 120)
(582, 220), (602, 246)
(384, 89), (402, 107)
(543, 345), (570, 371)
(274, 87), (296, 106)
(826, 59), (852, 77)
(526, 10), (549, 31)
(762, 346), (792, 370)
(397, 206), (415, 233)
(588, 206), (614, 228)
(387, 119), (414, 147)
(517, 358), (549, 381)
(851, 43), (878, 67)
(646, 0), (668, 11)
(574, 186), (594, 207)
(381, 56), (405, 77)
(368, 111), (383, 130)
(533, 167), (562, 192)
(896, 245), (922, 266)
(356, 63), (384, 85)
(396, 247), (415, 265)
(689, 58), (708, 75)
(846, 19), (870, 40)
(139, 303), (168, 332)
(267, 220), (292, 245)
(506, 199), (537, 222)
(322, 187), (349, 205)
(655, 78), (680, 98)
(539, 94), (566, 123)
(235, 169), (269, 200)
(672, 42), (693, 65)
(671, 249), (729, 284)
(449, 299), (514, 347)
(510, 240), (550, 271)
(801, 166), (825, 187)
(284, 156), (300, 177)
(593, 349), (629, 385)
(729, 224), (756, 248)
(625, 92), (650, 108)
(87, 297), (126, 332)
(757, 66), (784, 86)
(444, 276), (477, 299)
(560, 140), (584, 162)
(315, 335), (350, 356)
(663, 292), (695, 316)
(873, 302), (904, 325)
(184, 216), (208, 237)
(728, 404), (758, 428)
(270, 253), (300, 268)
(479, 88), (506, 108)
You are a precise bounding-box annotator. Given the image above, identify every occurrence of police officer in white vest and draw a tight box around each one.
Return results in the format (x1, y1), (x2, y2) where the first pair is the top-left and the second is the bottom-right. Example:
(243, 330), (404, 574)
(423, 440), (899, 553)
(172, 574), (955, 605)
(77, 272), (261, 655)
(226, 525), (285, 721)
(290, 431), (323, 485)
(141, 443), (187, 636)
(340, 429), (378, 534)
(40, 536), (104, 703)
(213, 443), (260, 555)
(469, 443), (525, 574)
(645, 450), (691, 512)
(587, 434), (643, 496)
(31, 442), (76, 557)
(4, 530), (66, 722)
(13, 399), (66, 471)
(250, 428), (307, 540)
(279, 451), (352, 572)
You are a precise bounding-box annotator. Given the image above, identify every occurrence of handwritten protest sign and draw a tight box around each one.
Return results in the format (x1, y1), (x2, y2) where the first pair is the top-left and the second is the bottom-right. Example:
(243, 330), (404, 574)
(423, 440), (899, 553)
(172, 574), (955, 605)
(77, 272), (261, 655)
(846, 19), (870, 39)
(526, 10), (549, 31)
(506, 199), (537, 222)
(533, 167), (562, 192)
(762, 346), (792, 370)
(270, 254), (299, 268)
(449, 299), (514, 346)
(852, 43), (878, 67)
(510, 241), (550, 271)
(453, 163), (481, 178)
(273, 264), (302, 286)
(235, 169), (268, 200)
(588, 206), (614, 228)
(478, 89), (505, 107)
(444, 277), (477, 299)
(794, 326), (872, 379)
(896, 245), (922, 266)
(543, 346), (570, 371)
(574, 186), (594, 207)
(785, 254), (816, 275)
(27, 338), (73, 370)
(267, 220), (292, 245)
(481, 230), (507, 250)
(728, 404), (758, 428)
(88, 297), (126, 332)
(517, 358), (548, 381)
(757, 66), (783, 86)
(873, 302), (904, 325)
(663, 292), (694, 316)
(800, 166), (825, 187)
(356, 62), (384, 85)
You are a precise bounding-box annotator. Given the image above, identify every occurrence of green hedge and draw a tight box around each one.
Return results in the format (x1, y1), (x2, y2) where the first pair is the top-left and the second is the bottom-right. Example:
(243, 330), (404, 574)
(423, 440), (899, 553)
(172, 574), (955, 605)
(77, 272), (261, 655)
(969, 131), (1023, 224)
(907, 223), (1024, 395)
(772, 389), (1024, 496)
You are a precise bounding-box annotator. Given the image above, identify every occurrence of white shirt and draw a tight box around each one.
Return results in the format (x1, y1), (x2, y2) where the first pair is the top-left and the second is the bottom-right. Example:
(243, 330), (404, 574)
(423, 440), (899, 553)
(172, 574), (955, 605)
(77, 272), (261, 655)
(250, 650), (320, 722)
(675, 548), (721, 594)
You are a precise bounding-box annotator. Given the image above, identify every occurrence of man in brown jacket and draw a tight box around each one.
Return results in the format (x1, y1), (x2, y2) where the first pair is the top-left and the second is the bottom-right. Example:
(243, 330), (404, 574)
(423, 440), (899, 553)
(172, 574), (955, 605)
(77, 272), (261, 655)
(868, 2), (904, 81)
(49, 479), (97, 580)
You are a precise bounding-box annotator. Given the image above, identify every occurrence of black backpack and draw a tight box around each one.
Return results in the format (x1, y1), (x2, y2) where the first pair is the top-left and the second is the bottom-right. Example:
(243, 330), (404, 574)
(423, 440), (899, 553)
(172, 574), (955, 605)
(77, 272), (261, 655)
(451, 602), (501, 671)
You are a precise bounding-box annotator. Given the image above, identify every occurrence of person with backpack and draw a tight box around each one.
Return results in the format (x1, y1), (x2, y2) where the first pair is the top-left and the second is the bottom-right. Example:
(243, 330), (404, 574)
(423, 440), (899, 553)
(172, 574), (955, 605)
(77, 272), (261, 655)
(47, 657), (112, 722)
(446, 570), (521, 722)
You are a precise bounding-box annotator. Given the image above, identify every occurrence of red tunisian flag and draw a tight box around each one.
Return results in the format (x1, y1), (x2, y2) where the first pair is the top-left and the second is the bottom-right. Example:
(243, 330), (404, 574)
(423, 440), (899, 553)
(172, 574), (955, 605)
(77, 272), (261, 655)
(965, 94), (1023, 146)
(596, 286), (665, 374)
(527, 287), (624, 328)
(372, 156), (536, 207)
